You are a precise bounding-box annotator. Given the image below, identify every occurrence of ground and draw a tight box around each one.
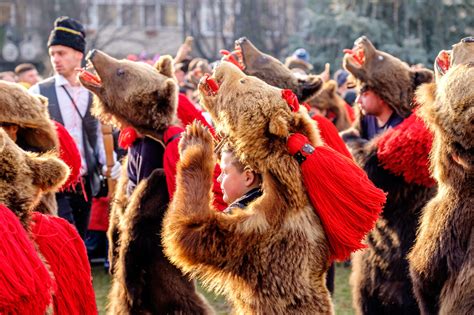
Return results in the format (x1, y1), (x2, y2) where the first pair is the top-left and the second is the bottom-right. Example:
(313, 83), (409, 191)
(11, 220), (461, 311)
(92, 262), (354, 314)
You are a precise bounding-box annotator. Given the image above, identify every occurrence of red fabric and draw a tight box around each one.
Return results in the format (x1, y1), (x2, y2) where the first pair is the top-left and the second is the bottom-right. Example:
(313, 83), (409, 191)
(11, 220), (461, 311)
(54, 121), (81, 191)
(0, 205), (54, 315)
(163, 126), (226, 211)
(287, 134), (386, 261)
(312, 115), (352, 159)
(376, 111), (435, 187)
(31, 213), (97, 315)
(281, 89), (300, 112)
(118, 127), (138, 149)
(345, 102), (356, 122)
(177, 93), (215, 136)
(88, 197), (110, 231)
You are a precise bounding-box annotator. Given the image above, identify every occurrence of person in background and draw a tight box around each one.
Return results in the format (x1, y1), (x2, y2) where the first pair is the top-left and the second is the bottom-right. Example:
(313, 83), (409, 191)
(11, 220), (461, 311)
(30, 16), (121, 240)
(15, 63), (41, 88)
(0, 71), (16, 82)
(334, 69), (357, 106)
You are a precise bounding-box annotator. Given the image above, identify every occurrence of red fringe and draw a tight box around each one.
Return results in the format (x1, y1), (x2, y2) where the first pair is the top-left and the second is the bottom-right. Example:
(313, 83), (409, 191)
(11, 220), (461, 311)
(118, 126), (138, 149)
(54, 121), (82, 191)
(31, 212), (97, 315)
(0, 205), (53, 315)
(376, 112), (435, 187)
(312, 115), (352, 159)
(287, 134), (386, 261)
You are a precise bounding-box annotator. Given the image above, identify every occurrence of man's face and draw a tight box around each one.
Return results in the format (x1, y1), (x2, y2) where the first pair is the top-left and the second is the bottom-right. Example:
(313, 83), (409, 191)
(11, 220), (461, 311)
(357, 89), (385, 115)
(49, 45), (83, 77)
(19, 69), (40, 86)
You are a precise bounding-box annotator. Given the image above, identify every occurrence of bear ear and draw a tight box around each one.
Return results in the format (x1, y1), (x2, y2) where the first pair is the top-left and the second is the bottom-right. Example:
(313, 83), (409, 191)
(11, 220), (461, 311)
(27, 155), (70, 192)
(269, 109), (290, 137)
(412, 69), (434, 87)
(325, 80), (337, 95)
(155, 55), (175, 78)
(36, 95), (48, 106)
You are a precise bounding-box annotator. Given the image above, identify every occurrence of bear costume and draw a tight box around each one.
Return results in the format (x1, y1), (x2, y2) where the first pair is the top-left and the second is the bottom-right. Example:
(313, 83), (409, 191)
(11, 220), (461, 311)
(163, 61), (385, 314)
(408, 38), (474, 315)
(79, 50), (214, 314)
(0, 128), (97, 315)
(340, 36), (436, 314)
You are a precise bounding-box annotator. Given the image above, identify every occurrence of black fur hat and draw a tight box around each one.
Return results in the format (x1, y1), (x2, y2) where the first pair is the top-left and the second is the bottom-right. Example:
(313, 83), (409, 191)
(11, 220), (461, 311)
(47, 16), (86, 54)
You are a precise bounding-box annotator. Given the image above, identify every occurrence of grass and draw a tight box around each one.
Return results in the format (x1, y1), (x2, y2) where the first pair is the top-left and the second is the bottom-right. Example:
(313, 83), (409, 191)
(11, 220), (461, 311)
(92, 263), (354, 314)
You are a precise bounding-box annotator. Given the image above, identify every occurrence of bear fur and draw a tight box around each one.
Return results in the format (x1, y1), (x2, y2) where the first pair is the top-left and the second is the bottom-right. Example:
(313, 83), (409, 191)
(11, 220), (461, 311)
(306, 80), (353, 131)
(230, 37), (322, 102)
(0, 127), (67, 228)
(340, 36), (436, 314)
(79, 50), (214, 314)
(408, 40), (474, 315)
(0, 81), (62, 215)
(163, 61), (334, 314)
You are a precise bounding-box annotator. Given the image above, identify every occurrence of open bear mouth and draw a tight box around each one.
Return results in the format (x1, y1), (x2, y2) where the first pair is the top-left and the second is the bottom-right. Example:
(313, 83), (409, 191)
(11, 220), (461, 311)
(343, 45), (365, 67)
(435, 50), (451, 76)
(199, 73), (220, 96)
(77, 59), (102, 88)
(219, 43), (245, 70)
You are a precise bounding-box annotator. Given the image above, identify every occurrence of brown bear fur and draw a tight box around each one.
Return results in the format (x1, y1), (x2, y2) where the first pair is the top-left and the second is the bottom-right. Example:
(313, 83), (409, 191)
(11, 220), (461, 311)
(232, 37), (322, 102)
(343, 36), (433, 118)
(80, 50), (214, 314)
(163, 62), (333, 314)
(0, 128), (68, 229)
(340, 37), (436, 314)
(408, 43), (474, 315)
(306, 80), (352, 131)
(0, 81), (61, 215)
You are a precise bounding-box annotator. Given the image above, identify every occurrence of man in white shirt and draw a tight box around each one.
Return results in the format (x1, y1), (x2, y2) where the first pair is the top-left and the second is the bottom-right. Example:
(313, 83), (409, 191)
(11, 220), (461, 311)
(30, 16), (120, 239)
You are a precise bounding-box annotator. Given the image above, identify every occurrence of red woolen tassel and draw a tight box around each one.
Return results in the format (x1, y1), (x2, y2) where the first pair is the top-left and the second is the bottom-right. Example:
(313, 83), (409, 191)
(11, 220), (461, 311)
(118, 126), (138, 149)
(55, 121), (82, 191)
(287, 133), (386, 261)
(31, 212), (97, 315)
(0, 205), (54, 315)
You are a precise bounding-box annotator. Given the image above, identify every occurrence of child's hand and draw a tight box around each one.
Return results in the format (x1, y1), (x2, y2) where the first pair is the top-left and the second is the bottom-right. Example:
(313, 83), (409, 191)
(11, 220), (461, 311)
(179, 121), (214, 156)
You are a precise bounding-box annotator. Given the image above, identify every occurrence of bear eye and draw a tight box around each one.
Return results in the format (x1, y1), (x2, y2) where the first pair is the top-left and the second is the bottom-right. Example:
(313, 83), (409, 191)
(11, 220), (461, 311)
(117, 68), (125, 76)
(240, 78), (246, 84)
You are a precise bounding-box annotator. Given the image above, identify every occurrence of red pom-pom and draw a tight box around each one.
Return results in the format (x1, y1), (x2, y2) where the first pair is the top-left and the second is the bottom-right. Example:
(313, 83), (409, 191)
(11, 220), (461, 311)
(0, 205), (54, 315)
(118, 127), (138, 149)
(31, 213), (97, 315)
(54, 121), (81, 191)
(287, 133), (386, 261)
(376, 111), (435, 187)
(281, 89), (299, 112)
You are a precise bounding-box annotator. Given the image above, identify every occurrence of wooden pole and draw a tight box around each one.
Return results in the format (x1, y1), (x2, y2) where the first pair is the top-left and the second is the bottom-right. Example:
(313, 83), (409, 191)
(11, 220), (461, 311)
(101, 123), (117, 198)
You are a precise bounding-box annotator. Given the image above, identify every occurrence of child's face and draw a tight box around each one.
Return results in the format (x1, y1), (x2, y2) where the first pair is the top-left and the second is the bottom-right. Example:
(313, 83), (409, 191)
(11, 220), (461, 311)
(218, 151), (251, 204)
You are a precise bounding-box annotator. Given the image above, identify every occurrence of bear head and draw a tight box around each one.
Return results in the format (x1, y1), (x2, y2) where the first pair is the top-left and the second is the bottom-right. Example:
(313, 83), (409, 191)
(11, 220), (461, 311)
(0, 81), (58, 151)
(199, 61), (322, 173)
(417, 38), (474, 181)
(0, 129), (69, 227)
(79, 50), (178, 139)
(227, 37), (323, 102)
(343, 36), (433, 118)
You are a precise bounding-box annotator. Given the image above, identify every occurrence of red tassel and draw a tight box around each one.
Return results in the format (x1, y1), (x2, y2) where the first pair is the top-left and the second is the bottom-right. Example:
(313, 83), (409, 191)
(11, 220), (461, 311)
(55, 121), (82, 191)
(287, 134), (386, 261)
(0, 205), (54, 315)
(118, 127), (138, 149)
(31, 212), (97, 315)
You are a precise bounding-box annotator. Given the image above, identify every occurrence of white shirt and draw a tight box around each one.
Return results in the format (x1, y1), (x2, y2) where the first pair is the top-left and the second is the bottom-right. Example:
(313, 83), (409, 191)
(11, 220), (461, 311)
(30, 74), (106, 175)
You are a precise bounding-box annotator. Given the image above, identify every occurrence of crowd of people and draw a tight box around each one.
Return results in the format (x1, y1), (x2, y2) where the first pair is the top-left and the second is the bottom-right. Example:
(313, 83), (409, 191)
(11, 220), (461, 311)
(0, 14), (472, 315)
